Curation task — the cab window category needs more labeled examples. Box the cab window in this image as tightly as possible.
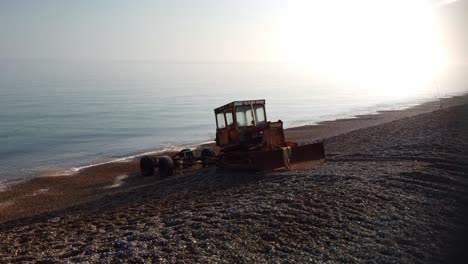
[254,105,266,123]
[216,112,226,129]
[236,106,254,127]
[225,111,234,126]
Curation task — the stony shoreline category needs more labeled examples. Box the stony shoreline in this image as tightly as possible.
[0,96,467,262]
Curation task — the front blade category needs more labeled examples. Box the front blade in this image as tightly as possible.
[290,142,325,164]
[251,148,288,171]
[219,141,325,172]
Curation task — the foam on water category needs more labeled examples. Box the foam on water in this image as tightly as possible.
[36,141,216,179]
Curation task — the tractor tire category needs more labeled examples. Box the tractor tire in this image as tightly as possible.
[140,156,155,176]
[180,148,195,158]
[158,156,174,177]
[180,149,195,168]
[201,148,216,167]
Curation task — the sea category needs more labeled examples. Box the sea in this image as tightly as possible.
[0,60,466,188]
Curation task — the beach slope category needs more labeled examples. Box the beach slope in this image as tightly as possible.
[0,102,467,263]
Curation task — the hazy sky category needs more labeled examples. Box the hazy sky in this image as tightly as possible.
[0,0,284,61]
[0,0,466,64]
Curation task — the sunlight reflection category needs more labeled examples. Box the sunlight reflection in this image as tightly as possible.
[278,0,446,98]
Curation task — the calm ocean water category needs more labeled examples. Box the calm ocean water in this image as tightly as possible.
[0,61,466,187]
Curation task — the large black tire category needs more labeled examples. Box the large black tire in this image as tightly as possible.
[201,148,216,167]
[179,149,194,168]
[158,156,174,177]
[140,156,155,176]
[179,148,194,158]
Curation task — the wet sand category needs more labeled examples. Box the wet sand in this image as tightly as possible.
[0,95,467,262]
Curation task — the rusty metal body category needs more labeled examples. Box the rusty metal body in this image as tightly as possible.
[214,99,325,171]
[139,99,324,177]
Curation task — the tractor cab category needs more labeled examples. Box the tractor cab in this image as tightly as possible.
[214,100,286,150]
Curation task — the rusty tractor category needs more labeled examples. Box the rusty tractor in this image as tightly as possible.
[140,99,325,177]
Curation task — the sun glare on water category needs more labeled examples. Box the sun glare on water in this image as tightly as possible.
[278,0,445,98]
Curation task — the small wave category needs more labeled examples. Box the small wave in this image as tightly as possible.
[128,141,215,159]
[0,177,30,192]
[38,167,81,177]
[38,141,216,177]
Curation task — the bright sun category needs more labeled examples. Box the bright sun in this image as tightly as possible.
[277,0,445,97]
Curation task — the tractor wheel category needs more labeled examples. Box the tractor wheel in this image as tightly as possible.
[180,148,194,158]
[180,149,194,168]
[201,148,216,167]
[158,156,174,177]
[140,156,155,176]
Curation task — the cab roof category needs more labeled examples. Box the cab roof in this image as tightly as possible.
[214,99,265,113]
